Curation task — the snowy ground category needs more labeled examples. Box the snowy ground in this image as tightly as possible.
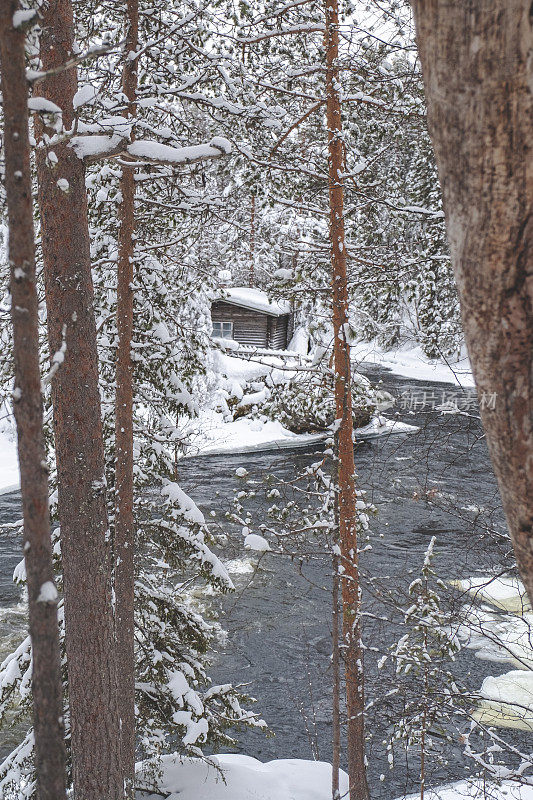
[352,342,475,388]
[136,755,533,800]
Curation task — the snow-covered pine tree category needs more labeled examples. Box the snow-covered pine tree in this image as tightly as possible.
[388,537,461,800]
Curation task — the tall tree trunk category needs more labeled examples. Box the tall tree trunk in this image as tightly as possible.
[0,5,67,799]
[410,1,533,604]
[332,498,341,800]
[250,192,256,286]
[115,0,139,794]
[324,1,369,798]
[34,1,123,796]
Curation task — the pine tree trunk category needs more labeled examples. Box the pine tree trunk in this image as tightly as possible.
[250,193,256,286]
[0,5,67,798]
[115,0,139,793]
[34,1,123,796]
[410,1,533,604]
[324,2,369,798]
[332,498,341,800]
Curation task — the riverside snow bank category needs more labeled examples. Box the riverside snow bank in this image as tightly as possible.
[352,342,475,388]
[136,754,348,800]
[136,757,533,800]
[183,409,418,457]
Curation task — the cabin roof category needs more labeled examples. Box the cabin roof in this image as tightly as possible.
[215,287,291,317]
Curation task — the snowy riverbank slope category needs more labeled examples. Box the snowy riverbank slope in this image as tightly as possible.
[183,348,418,457]
[352,342,475,387]
[136,754,533,800]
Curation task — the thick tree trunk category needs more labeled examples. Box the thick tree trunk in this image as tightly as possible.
[325,2,369,798]
[115,0,139,794]
[250,193,256,286]
[0,5,67,799]
[410,1,533,604]
[34,1,123,796]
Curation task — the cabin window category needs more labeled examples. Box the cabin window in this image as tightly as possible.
[212,321,233,339]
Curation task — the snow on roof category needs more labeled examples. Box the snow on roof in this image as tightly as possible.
[217,287,291,317]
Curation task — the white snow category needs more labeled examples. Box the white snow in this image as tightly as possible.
[244,534,270,552]
[0,420,20,495]
[136,754,349,800]
[352,342,475,387]
[186,408,417,458]
[477,670,533,731]
[187,410,326,456]
[273,268,293,281]
[73,84,99,109]
[185,350,418,457]
[36,581,58,604]
[27,97,62,115]
[137,758,533,800]
[287,326,309,355]
[402,781,533,800]
[209,136,232,154]
[218,287,291,317]
[354,415,419,439]
[152,321,171,344]
[13,9,37,27]
[453,575,530,613]
[454,574,533,730]
[127,138,231,164]
[69,134,125,160]
[161,482,205,525]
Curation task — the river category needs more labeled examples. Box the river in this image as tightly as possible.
[0,368,526,796]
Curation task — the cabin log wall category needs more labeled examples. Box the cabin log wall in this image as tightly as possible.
[211,301,292,349]
[212,301,268,347]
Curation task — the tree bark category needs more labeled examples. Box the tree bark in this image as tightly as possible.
[0,4,67,798]
[115,0,138,794]
[332,498,341,800]
[34,1,123,796]
[410,1,533,604]
[250,193,256,286]
[324,1,369,798]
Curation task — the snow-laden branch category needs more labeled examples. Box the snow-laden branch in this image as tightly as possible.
[27,43,119,85]
[68,135,232,166]
[236,24,325,44]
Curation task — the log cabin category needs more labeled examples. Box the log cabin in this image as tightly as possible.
[211,287,294,350]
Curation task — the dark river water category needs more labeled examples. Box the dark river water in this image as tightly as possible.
[0,368,526,796]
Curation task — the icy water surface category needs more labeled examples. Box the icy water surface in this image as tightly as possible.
[0,369,526,795]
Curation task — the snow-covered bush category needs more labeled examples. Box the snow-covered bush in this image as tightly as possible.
[262,371,377,433]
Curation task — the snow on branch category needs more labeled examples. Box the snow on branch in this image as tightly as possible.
[236,24,325,44]
[242,0,316,28]
[69,135,232,166]
[126,137,232,165]
[27,43,119,85]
